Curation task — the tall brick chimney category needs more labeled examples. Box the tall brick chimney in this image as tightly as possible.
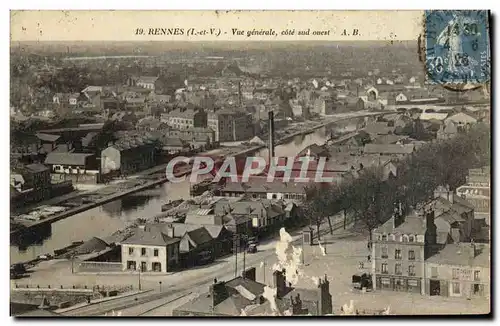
[317,275,332,315]
[268,110,275,165]
[273,269,286,299]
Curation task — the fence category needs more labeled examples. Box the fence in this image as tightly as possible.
[12,283,133,293]
[76,261,123,273]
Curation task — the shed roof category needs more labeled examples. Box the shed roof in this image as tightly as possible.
[44,152,94,166]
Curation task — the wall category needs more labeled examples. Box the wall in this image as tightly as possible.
[101,147,121,174]
[121,244,168,273]
[51,172,100,185]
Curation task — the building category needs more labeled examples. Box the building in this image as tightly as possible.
[169,127,217,148]
[101,137,156,176]
[313,97,337,116]
[161,107,208,130]
[425,185,476,243]
[218,176,308,202]
[437,121,459,140]
[35,133,62,153]
[456,166,490,240]
[371,205,430,295]
[213,199,291,237]
[120,227,180,273]
[10,163,52,204]
[445,113,478,130]
[208,110,255,142]
[150,223,233,259]
[173,269,333,316]
[363,144,414,157]
[425,243,490,299]
[44,152,98,176]
[128,76,162,91]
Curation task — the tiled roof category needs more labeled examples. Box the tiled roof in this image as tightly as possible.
[35,133,60,142]
[137,76,159,84]
[25,163,49,173]
[121,228,179,246]
[185,227,213,247]
[364,143,414,155]
[44,152,93,166]
[426,243,490,268]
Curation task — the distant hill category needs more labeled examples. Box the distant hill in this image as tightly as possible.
[10,40,416,56]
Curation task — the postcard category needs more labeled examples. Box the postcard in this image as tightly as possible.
[10,10,491,317]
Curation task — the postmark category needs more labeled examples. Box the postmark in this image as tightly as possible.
[424,10,490,90]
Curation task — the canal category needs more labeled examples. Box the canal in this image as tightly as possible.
[10,121,355,264]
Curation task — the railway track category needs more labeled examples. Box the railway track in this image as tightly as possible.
[136,292,193,316]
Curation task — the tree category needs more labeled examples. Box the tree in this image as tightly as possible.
[303,123,490,239]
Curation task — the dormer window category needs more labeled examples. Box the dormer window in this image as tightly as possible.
[382,234,388,241]
[402,235,409,242]
[390,234,396,241]
[409,235,415,242]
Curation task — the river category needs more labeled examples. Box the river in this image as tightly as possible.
[10,122,351,264]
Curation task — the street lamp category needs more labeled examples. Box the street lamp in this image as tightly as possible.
[159,281,162,292]
[136,265,142,291]
[70,254,75,274]
[242,235,247,278]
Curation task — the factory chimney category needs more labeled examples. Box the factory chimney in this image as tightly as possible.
[268,110,275,165]
[238,80,242,107]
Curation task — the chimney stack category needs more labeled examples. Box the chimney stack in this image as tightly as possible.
[242,267,256,281]
[166,224,174,238]
[238,81,242,107]
[273,269,286,299]
[469,241,479,259]
[393,202,405,229]
[317,275,333,315]
[291,293,304,315]
[268,110,275,165]
[209,280,229,307]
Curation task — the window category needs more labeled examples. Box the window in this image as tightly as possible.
[381,263,388,274]
[141,248,147,256]
[395,249,402,260]
[474,270,480,281]
[431,267,438,278]
[382,234,388,241]
[127,261,136,270]
[402,235,409,242]
[452,282,461,294]
[152,262,162,272]
[381,247,388,258]
[128,247,134,255]
[409,235,415,242]
[408,250,415,260]
[452,268,459,280]
[390,234,396,241]
[154,249,159,257]
[408,265,416,276]
[395,264,402,275]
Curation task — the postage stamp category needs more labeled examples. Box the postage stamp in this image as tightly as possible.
[424,10,490,88]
